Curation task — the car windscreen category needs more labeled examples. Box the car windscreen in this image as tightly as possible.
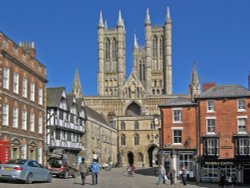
[6,159,27,165]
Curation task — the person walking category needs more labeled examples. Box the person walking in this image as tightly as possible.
[91,159,100,185]
[157,165,166,185]
[79,157,88,185]
[180,166,187,186]
[169,168,176,185]
[219,170,225,188]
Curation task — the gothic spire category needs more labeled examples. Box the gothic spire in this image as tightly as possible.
[166,6,171,21]
[145,8,151,24]
[134,33,138,48]
[117,10,124,27]
[189,63,200,99]
[99,11,104,27]
[104,20,108,29]
[71,68,83,98]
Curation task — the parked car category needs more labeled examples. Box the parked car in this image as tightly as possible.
[0,159,52,184]
[47,157,77,179]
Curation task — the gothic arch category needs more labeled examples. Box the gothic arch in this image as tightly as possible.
[125,102,141,116]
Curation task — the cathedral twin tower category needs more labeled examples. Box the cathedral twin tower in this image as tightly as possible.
[97,7,172,98]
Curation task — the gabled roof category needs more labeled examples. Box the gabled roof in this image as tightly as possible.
[159,97,197,107]
[76,98,85,111]
[85,106,109,126]
[47,87,65,108]
[66,93,75,109]
[198,84,250,99]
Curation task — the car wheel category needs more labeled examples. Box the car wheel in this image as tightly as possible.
[64,171,69,179]
[47,173,53,183]
[25,173,33,184]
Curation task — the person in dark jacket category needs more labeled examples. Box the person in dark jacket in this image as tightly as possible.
[79,157,88,185]
[219,170,225,188]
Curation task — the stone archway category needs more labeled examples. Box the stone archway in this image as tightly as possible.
[127,151,134,165]
[148,145,159,167]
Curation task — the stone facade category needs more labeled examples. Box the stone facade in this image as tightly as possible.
[83,7,184,167]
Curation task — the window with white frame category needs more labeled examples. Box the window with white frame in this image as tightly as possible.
[238,117,247,133]
[21,110,27,130]
[22,78,27,98]
[12,107,19,128]
[172,109,182,123]
[206,118,216,133]
[3,67,10,89]
[30,113,35,132]
[239,138,248,155]
[38,116,43,134]
[2,104,9,126]
[207,100,215,112]
[30,82,35,102]
[38,88,43,105]
[238,99,246,111]
[13,72,19,94]
[173,129,182,144]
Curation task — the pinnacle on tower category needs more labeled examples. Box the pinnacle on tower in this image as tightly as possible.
[117,10,124,27]
[134,33,138,48]
[99,11,104,27]
[145,8,151,24]
[191,63,199,85]
[166,6,171,21]
[104,20,108,29]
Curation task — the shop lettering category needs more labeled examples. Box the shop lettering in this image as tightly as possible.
[204,161,234,166]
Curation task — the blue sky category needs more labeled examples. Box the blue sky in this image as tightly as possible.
[1,0,250,96]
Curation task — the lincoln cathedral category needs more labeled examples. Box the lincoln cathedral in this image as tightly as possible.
[71,6,200,167]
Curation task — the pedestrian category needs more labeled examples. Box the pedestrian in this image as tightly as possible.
[169,168,176,185]
[78,157,88,185]
[180,166,187,186]
[219,170,225,188]
[157,165,166,185]
[130,164,135,176]
[225,172,232,188]
[91,159,100,185]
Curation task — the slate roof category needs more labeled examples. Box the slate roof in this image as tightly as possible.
[198,84,250,99]
[47,87,65,108]
[66,93,75,109]
[85,106,109,126]
[159,97,197,107]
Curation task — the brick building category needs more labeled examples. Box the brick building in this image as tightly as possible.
[159,84,250,185]
[0,32,47,164]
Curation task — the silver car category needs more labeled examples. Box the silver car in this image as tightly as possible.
[0,159,52,184]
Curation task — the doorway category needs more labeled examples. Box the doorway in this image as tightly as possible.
[127,152,134,165]
[148,145,158,167]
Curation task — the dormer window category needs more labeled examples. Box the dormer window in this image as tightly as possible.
[207,100,215,112]
[238,99,246,112]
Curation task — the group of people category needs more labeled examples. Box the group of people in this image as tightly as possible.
[78,157,100,185]
[157,165,187,186]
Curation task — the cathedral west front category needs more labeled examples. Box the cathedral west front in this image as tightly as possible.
[72,6,197,167]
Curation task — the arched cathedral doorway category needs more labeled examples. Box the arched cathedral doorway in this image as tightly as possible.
[148,145,159,167]
[127,151,134,165]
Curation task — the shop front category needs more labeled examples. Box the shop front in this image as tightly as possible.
[160,149,196,180]
[199,158,246,184]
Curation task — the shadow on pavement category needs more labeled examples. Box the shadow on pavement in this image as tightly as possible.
[135,167,157,177]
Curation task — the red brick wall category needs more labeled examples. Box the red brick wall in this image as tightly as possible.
[161,105,197,149]
[199,98,250,158]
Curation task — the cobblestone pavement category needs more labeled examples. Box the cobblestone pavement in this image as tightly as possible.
[0,167,248,188]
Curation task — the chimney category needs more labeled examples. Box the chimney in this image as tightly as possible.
[19,42,36,58]
[203,82,216,92]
